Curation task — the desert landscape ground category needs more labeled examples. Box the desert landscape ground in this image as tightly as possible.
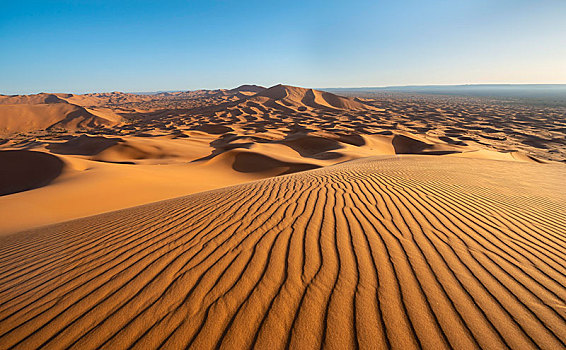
[0,84,565,349]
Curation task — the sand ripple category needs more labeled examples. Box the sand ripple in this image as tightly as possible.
[0,156,565,349]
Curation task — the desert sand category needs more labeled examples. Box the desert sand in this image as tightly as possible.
[0,85,565,349]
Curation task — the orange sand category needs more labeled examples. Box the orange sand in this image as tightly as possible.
[0,85,564,349]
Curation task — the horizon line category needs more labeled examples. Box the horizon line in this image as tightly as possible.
[3,83,566,96]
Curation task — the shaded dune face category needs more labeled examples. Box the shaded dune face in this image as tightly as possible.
[391,134,460,155]
[231,151,320,175]
[280,134,343,158]
[0,157,564,349]
[47,135,122,155]
[0,150,64,196]
[251,84,373,111]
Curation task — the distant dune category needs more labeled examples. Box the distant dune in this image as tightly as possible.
[325,84,566,106]
[229,84,266,93]
[0,93,121,134]
[251,84,375,111]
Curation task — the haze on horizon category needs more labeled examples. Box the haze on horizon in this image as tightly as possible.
[2,0,565,95]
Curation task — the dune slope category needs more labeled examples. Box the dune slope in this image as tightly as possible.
[0,156,564,349]
[250,84,375,111]
[0,150,64,196]
[0,93,122,134]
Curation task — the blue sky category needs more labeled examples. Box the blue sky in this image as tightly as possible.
[1,0,565,94]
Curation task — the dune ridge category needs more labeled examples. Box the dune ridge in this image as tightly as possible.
[0,94,120,134]
[0,156,564,349]
[250,84,375,111]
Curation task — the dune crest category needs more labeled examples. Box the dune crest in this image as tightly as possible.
[251,84,376,111]
[0,94,121,134]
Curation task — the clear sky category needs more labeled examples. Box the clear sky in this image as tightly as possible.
[2,0,565,94]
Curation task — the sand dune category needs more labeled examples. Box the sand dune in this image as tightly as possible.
[212,149,321,175]
[0,150,64,196]
[60,92,153,108]
[0,84,552,235]
[47,135,122,156]
[0,127,541,235]
[0,93,69,105]
[0,156,564,349]
[0,111,541,235]
[228,84,266,95]
[0,94,120,134]
[251,84,375,111]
